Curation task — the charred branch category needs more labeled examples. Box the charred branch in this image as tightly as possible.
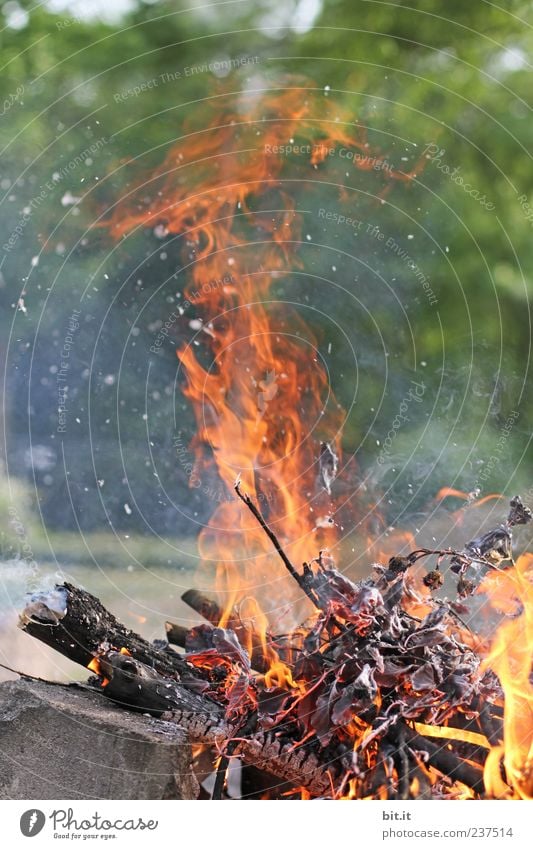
[397,724,485,795]
[165,621,189,648]
[180,588,274,674]
[19,592,334,794]
[181,590,223,626]
[19,583,193,681]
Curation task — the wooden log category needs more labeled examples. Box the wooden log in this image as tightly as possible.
[395,724,485,795]
[180,589,272,674]
[19,586,334,795]
[165,621,189,648]
[181,589,222,626]
[19,583,194,680]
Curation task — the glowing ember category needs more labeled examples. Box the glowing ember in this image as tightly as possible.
[87,647,131,687]
[87,656,110,688]
[412,722,490,750]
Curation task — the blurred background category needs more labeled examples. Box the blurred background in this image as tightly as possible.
[0,0,532,677]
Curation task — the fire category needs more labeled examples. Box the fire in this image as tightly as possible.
[412,722,490,750]
[263,658,298,690]
[100,84,532,800]
[480,552,533,799]
[103,86,419,631]
[87,656,100,675]
[87,656,110,687]
[87,647,130,688]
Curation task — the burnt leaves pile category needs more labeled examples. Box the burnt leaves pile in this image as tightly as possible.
[181,496,531,797]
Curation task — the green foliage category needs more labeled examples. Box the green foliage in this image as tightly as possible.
[1,0,531,535]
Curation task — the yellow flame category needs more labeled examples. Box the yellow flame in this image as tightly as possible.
[264,659,298,690]
[480,552,533,799]
[412,721,490,749]
[87,656,109,688]
[87,657,100,674]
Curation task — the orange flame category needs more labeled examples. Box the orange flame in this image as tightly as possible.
[102,86,418,634]
[96,84,533,801]
[87,647,130,688]
[480,553,533,798]
[87,656,110,688]
[263,658,298,690]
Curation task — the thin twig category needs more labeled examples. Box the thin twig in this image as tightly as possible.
[211,749,234,800]
[234,480,318,607]
[408,547,507,572]
[396,725,411,800]
[0,661,102,697]
[0,660,56,683]
[212,711,258,799]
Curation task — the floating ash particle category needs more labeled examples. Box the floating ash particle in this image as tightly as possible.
[319,442,338,495]
[61,191,80,207]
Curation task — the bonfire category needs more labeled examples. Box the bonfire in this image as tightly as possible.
[19,488,533,799]
[18,87,533,800]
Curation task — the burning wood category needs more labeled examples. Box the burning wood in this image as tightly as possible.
[18,91,531,799]
[19,492,532,800]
